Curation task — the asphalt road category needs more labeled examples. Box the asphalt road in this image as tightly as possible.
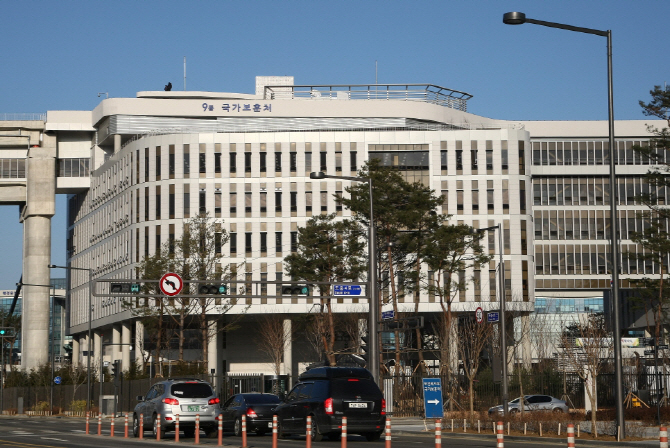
[0,416,656,448]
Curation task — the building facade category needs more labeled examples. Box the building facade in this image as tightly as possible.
[1,77,665,375]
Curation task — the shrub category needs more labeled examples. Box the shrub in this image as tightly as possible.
[34,401,49,412]
[70,400,86,412]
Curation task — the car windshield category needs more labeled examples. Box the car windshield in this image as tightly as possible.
[171,382,213,398]
[509,398,521,404]
[330,378,382,398]
[244,394,281,404]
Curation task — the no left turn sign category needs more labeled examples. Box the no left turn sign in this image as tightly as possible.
[160,272,183,296]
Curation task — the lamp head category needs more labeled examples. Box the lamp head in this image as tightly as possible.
[309,172,326,179]
[503,12,526,25]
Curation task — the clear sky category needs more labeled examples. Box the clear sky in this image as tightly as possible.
[1,0,668,289]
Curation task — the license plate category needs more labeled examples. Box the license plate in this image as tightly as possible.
[349,402,367,408]
[268,422,273,428]
[188,405,201,412]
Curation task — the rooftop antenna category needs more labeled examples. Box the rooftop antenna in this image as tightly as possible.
[97,92,108,98]
[184,56,186,91]
[375,60,378,99]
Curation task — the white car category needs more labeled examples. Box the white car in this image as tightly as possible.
[488,395,569,415]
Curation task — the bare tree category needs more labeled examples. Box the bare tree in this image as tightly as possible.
[64,362,88,406]
[457,317,494,422]
[559,314,612,437]
[257,314,292,376]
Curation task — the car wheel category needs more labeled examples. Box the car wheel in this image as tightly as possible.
[152,414,165,438]
[364,432,381,442]
[184,429,195,438]
[132,414,140,437]
[552,408,564,413]
[234,418,242,437]
[510,409,519,415]
[310,418,323,442]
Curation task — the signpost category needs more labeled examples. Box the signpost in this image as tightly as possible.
[333,284,364,296]
[422,378,444,419]
[159,273,183,296]
[475,307,483,324]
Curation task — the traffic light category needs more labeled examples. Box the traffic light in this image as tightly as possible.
[281,284,310,295]
[110,283,141,294]
[111,360,119,377]
[360,335,370,364]
[198,284,228,295]
[0,328,14,338]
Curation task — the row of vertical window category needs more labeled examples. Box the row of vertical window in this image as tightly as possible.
[58,158,90,177]
[439,140,526,175]
[531,140,665,166]
[0,158,25,178]
[535,243,670,276]
[533,177,668,207]
[441,180,526,215]
[534,209,670,241]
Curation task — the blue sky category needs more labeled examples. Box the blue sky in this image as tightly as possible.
[1,0,669,289]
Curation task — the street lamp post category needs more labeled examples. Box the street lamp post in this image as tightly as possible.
[478,225,508,414]
[503,11,625,437]
[49,264,94,412]
[310,171,380,385]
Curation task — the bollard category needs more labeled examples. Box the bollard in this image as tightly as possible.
[241,414,247,448]
[558,423,561,436]
[435,419,442,448]
[272,415,278,448]
[98,413,102,435]
[661,426,668,448]
[175,414,180,443]
[577,424,580,438]
[464,418,466,433]
[111,416,115,437]
[567,423,575,448]
[125,413,129,438]
[306,415,312,448]
[385,416,391,448]
[218,414,222,446]
[539,422,543,437]
[507,422,510,436]
[156,413,162,441]
[195,414,200,444]
[86,412,90,435]
[140,413,144,440]
[497,421,504,448]
[341,416,347,448]
[477,420,480,434]
[451,418,454,432]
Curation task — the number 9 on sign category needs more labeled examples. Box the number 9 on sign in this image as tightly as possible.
[475,307,483,324]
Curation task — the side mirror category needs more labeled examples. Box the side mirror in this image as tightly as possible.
[136,395,144,402]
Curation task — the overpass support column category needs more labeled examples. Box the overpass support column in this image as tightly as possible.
[122,322,131,372]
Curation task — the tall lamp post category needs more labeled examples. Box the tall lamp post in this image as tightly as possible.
[49,264,94,412]
[310,172,380,385]
[502,11,624,437]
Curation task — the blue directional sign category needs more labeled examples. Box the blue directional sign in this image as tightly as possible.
[333,284,363,296]
[382,310,395,320]
[54,376,62,385]
[487,312,500,323]
[422,378,444,419]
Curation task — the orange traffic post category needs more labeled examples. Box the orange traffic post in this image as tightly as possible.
[241,414,247,447]
[110,416,115,437]
[567,423,574,448]
[435,419,441,448]
[497,421,504,448]
[85,412,90,435]
[97,413,102,435]
[385,416,391,448]
[156,413,162,441]
[175,413,180,442]
[124,413,129,438]
[195,414,200,444]
[341,416,347,448]
[139,413,144,440]
[272,415,278,448]
[306,415,312,448]
[661,426,668,448]
[217,414,223,446]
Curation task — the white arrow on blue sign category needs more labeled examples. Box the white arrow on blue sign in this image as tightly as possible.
[333,284,364,296]
[422,378,444,419]
[54,376,62,385]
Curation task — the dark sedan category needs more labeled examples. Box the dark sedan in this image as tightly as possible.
[220,393,281,436]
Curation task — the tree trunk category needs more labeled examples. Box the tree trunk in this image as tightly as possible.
[469,377,475,423]
[179,305,185,361]
[200,298,208,366]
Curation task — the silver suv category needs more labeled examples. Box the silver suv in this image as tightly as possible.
[133,378,220,438]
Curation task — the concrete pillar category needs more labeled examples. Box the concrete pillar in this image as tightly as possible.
[283,318,292,378]
[94,330,102,381]
[112,325,121,361]
[114,134,121,153]
[20,145,56,371]
[72,337,80,366]
[207,319,218,388]
[135,321,144,371]
[122,321,131,372]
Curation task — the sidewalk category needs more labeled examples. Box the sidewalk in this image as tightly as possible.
[388,416,661,447]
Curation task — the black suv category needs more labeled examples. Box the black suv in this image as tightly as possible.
[274,367,385,441]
